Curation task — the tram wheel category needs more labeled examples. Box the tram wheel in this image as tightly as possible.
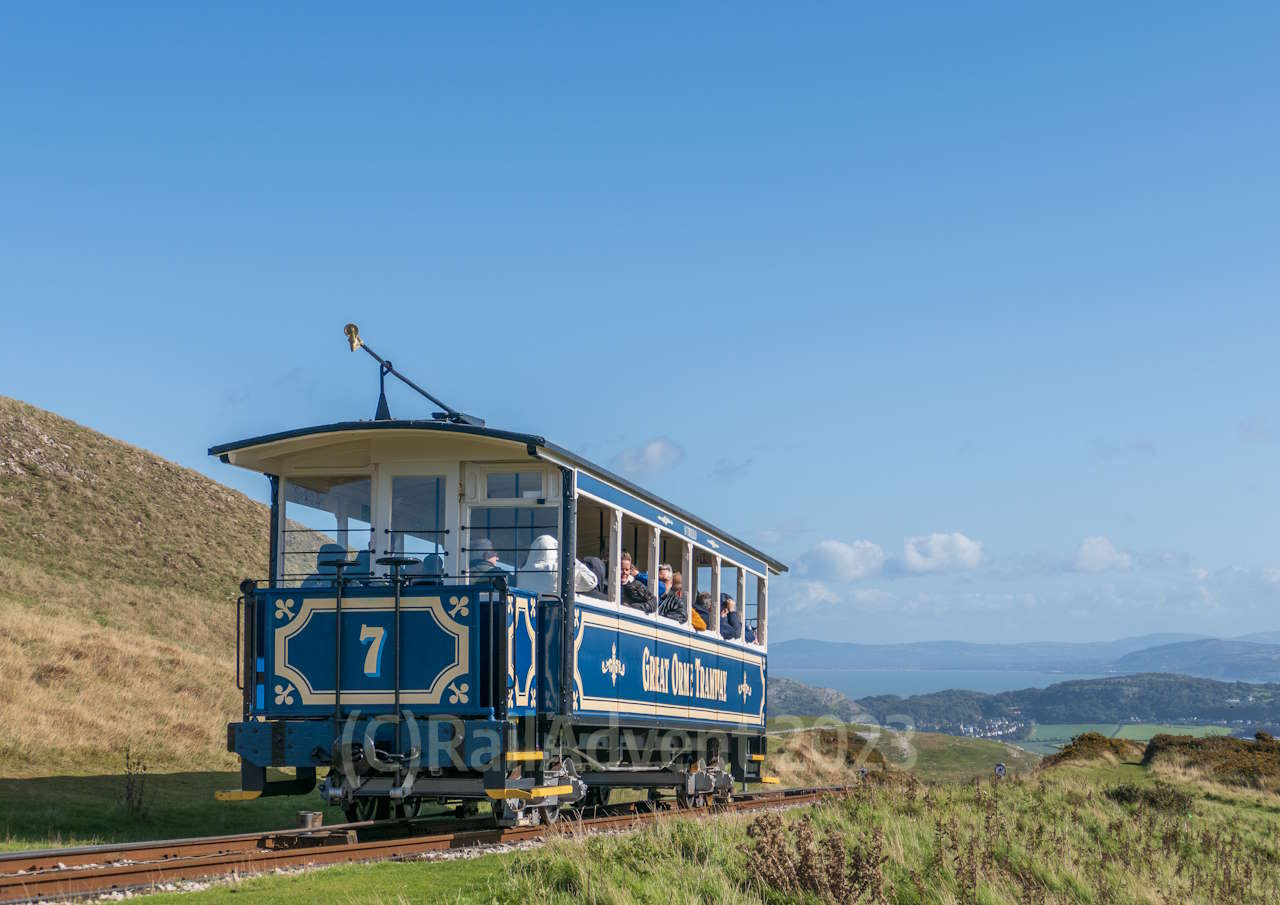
[391,797,423,820]
[583,786,611,809]
[344,796,385,823]
[676,788,708,810]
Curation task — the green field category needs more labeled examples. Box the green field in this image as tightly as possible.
[0,772,351,852]
[129,757,1280,905]
[1018,722,1232,756]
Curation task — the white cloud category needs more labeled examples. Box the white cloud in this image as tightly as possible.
[798,539,887,581]
[901,532,985,573]
[780,579,842,611]
[611,437,685,475]
[1073,536,1132,572]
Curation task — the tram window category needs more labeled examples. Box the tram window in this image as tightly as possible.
[390,476,446,579]
[620,515,651,577]
[658,533,689,623]
[575,497,611,599]
[719,564,741,640]
[282,475,373,586]
[743,574,762,646]
[692,549,716,632]
[486,470,544,500]
[467,505,559,595]
[658,533,682,574]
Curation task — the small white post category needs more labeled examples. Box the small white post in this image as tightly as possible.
[681,541,693,627]
[710,556,722,635]
[608,509,623,603]
[758,573,768,647]
[648,528,661,598]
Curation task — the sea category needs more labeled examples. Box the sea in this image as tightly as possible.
[772,667,1100,701]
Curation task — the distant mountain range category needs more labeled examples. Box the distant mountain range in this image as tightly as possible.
[768,672,1280,734]
[769,633,1280,683]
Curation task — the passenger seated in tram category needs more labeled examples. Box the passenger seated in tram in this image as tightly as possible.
[744,619,757,644]
[719,593,742,640]
[302,543,347,587]
[407,552,445,585]
[469,538,513,580]
[574,557,599,594]
[692,592,713,631]
[658,569,685,621]
[620,549,657,614]
[350,549,373,584]
[519,534,559,597]
[580,557,609,600]
[635,563,669,599]
[657,563,672,597]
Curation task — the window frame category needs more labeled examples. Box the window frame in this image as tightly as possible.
[276,466,377,585]
[466,463,559,507]
[377,460,461,579]
[462,463,563,589]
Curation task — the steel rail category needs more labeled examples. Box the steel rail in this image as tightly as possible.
[0,787,844,903]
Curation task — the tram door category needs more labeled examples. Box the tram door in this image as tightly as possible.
[462,465,561,713]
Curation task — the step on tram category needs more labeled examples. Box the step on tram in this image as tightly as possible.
[213,324,787,825]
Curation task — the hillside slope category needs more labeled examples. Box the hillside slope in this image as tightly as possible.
[0,396,267,774]
[1113,638,1280,682]
[857,672,1280,733]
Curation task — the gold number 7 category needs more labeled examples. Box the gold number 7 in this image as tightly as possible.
[358,624,387,677]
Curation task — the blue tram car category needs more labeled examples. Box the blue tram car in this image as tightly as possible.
[213,328,786,825]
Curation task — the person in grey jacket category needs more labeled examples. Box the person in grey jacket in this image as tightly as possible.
[719,593,742,640]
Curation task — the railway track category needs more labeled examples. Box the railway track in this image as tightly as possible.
[0,786,844,903]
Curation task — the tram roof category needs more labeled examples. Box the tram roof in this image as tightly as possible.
[210,419,788,575]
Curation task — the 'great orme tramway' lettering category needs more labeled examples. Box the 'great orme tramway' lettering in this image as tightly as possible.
[641,646,728,703]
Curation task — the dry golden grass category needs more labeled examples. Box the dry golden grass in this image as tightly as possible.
[768,726,887,788]
[0,396,265,775]
[0,569,240,775]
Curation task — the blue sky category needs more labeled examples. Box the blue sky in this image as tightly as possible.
[3,3,1279,643]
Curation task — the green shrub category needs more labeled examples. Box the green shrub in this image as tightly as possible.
[1104,781,1193,813]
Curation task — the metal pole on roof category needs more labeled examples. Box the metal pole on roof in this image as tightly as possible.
[344,323,484,427]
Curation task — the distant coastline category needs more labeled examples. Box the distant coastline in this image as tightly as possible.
[772,666,1100,700]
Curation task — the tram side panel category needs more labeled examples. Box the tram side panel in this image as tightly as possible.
[572,600,767,734]
[615,606,657,721]
[653,616,691,722]
[571,601,620,720]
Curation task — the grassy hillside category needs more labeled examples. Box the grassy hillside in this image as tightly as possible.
[768,675,867,723]
[767,720,1039,786]
[137,740,1280,904]
[1022,722,1232,756]
[0,396,267,774]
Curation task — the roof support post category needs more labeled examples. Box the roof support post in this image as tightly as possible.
[681,541,693,628]
[608,509,623,604]
[758,573,768,647]
[559,466,576,716]
[711,556,721,636]
[648,527,661,598]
